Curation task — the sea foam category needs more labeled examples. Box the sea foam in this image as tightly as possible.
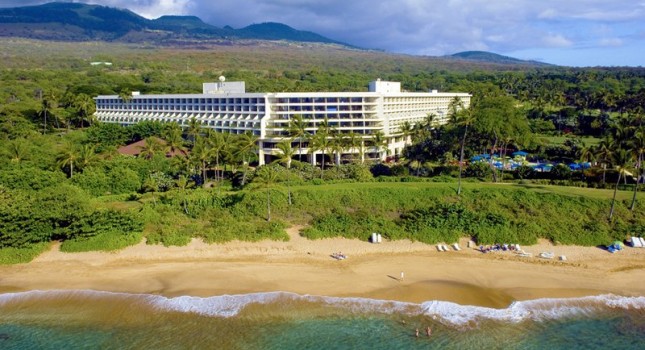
[1,290,643,326]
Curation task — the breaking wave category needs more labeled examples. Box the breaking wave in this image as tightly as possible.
[1,290,643,326]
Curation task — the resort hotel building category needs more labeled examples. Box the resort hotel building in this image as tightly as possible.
[94,79,470,165]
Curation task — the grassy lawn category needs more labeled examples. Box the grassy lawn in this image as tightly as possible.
[509,183,634,200]
[539,135,601,146]
[292,180,636,201]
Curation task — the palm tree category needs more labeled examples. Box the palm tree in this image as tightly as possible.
[629,127,645,211]
[275,139,295,169]
[78,144,98,171]
[186,117,202,144]
[254,165,279,221]
[208,130,235,193]
[73,93,96,128]
[310,126,332,175]
[399,121,413,144]
[331,132,346,166]
[608,148,633,221]
[423,113,436,130]
[595,137,614,185]
[5,139,29,163]
[142,175,160,206]
[288,114,309,162]
[577,144,597,181]
[274,139,295,206]
[191,136,212,189]
[450,98,475,195]
[39,90,57,135]
[138,137,164,160]
[345,131,362,164]
[370,130,388,161]
[163,122,187,156]
[236,132,259,186]
[56,141,79,178]
[175,175,191,214]
[118,90,133,105]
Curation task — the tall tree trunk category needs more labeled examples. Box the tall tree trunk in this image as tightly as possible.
[241,156,248,186]
[489,136,499,182]
[602,163,607,185]
[609,173,622,221]
[457,126,468,196]
[630,154,642,211]
[266,189,271,222]
[216,156,221,195]
[320,150,326,179]
[202,160,207,189]
[500,141,508,183]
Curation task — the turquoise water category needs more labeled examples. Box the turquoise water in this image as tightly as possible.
[0,291,643,349]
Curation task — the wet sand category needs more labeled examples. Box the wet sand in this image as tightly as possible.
[1,226,644,307]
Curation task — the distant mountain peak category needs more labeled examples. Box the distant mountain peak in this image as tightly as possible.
[236,22,345,45]
[449,51,553,66]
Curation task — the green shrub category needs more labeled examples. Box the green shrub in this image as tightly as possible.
[514,165,535,180]
[0,166,67,191]
[60,231,143,252]
[146,226,193,247]
[464,162,492,178]
[0,242,50,264]
[72,167,110,196]
[198,209,288,243]
[108,167,141,194]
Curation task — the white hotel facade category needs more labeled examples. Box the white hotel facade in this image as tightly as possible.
[94,79,470,165]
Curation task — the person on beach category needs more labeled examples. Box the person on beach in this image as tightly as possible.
[400,271,404,281]
[426,326,432,337]
[415,328,419,337]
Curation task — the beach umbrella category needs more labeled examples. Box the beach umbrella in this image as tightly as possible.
[512,151,528,157]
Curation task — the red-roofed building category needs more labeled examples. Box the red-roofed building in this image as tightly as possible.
[117,137,188,158]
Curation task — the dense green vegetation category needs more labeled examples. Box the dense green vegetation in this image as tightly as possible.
[1,40,644,264]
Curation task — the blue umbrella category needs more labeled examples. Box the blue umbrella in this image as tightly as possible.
[513,151,528,157]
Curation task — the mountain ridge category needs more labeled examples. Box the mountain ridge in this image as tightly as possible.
[449,51,552,66]
[0,2,549,66]
[0,2,347,46]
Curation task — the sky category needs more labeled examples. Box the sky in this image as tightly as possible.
[1,0,644,67]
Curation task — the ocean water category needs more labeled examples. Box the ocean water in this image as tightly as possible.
[0,290,643,350]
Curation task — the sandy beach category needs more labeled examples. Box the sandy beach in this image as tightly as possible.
[1,226,644,308]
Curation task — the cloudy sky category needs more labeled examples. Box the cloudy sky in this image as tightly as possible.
[2,0,644,67]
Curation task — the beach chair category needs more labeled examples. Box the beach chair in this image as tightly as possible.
[639,237,645,248]
[539,252,554,259]
[436,245,444,252]
[442,244,450,252]
[630,237,642,248]
[452,243,461,251]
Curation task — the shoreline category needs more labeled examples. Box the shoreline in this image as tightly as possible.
[1,227,644,308]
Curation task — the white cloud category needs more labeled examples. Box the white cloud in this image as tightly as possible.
[598,38,623,47]
[542,33,573,47]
